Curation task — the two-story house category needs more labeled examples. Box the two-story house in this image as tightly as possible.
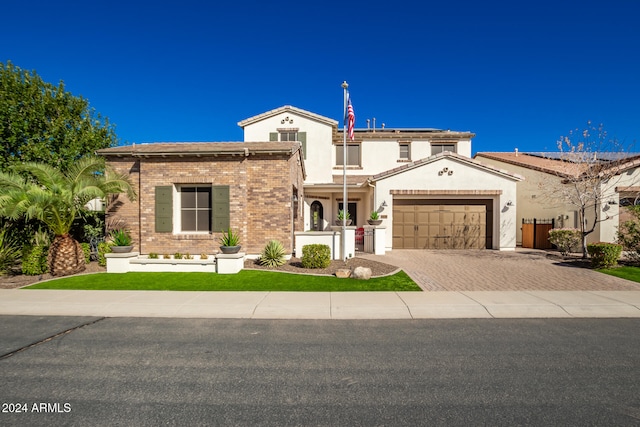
[100,104,523,256]
[239,106,522,251]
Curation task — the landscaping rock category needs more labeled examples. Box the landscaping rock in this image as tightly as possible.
[352,266,372,280]
[335,269,352,278]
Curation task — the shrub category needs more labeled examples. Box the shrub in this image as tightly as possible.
[548,228,582,256]
[200,253,208,260]
[97,242,112,267]
[174,253,183,259]
[301,244,331,269]
[184,253,193,259]
[21,244,48,275]
[617,206,640,260]
[587,242,622,269]
[149,252,159,259]
[79,242,91,264]
[0,229,22,275]
[259,240,287,268]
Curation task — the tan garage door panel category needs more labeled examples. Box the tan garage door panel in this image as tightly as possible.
[393,203,487,249]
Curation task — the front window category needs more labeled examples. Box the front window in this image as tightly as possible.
[431,144,456,155]
[180,187,211,232]
[336,144,361,166]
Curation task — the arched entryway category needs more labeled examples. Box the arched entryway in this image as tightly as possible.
[310,201,324,231]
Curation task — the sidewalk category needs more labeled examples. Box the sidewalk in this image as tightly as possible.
[1,289,639,319]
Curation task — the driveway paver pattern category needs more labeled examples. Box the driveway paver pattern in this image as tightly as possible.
[360,249,640,292]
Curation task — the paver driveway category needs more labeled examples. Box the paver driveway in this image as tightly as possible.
[361,249,640,292]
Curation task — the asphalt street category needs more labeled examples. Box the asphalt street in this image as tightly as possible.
[1,316,639,426]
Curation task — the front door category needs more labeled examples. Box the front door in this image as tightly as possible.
[310,201,324,231]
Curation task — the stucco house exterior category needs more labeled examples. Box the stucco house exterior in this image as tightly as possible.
[475,151,640,247]
[239,106,523,252]
[97,142,305,255]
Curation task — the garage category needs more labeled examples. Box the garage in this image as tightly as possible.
[393,199,492,249]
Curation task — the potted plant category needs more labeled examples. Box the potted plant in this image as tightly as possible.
[110,229,133,253]
[219,228,241,254]
[335,209,352,226]
[368,211,382,226]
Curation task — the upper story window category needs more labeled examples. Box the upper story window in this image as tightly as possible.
[270,129,307,159]
[431,143,456,155]
[336,144,361,167]
[279,131,298,141]
[399,143,411,161]
[179,186,211,233]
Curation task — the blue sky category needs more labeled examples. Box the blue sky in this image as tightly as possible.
[3,0,639,154]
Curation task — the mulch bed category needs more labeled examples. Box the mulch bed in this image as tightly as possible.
[0,261,106,289]
[244,257,399,277]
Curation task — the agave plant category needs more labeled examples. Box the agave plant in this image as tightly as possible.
[219,228,240,247]
[259,240,286,268]
[0,156,136,276]
[110,229,132,246]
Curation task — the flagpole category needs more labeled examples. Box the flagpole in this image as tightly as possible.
[341,81,348,262]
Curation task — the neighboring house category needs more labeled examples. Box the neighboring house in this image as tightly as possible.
[97,142,305,255]
[475,151,640,247]
[239,106,522,251]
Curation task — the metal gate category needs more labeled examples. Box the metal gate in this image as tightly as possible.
[355,227,374,253]
[522,218,555,249]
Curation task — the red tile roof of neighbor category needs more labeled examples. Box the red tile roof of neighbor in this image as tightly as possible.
[96,141,302,157]
[476,152,640,179]
[476,152,592,178]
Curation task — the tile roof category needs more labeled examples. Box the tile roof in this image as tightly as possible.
[332,175,370,185]
[96,141,302,157]
[475,152,640,178]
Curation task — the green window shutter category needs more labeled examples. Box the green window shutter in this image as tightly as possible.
[212,185,230,232]
[298,132,307,159]
[155,186,173,233]
[269,132,278,142]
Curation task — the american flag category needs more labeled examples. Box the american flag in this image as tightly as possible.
[345,95,355,140]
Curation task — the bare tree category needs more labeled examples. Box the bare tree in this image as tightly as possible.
[543,122,639,257]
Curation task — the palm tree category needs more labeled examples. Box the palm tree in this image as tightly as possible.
[0,156,136,276]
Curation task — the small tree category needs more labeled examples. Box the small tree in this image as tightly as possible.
[0,156,136,276]
[541,122,638,258]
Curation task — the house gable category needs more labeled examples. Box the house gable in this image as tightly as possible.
[371,152,523,184]
[238,105,338,128]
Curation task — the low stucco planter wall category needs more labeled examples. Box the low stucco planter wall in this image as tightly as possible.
[129,256,216,273]
[105,253,243,274]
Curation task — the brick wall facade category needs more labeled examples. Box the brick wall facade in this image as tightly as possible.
[104,150,305,256]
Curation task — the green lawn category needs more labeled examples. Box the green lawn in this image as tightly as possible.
[26,270,421,292]
[598,266,640,283]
